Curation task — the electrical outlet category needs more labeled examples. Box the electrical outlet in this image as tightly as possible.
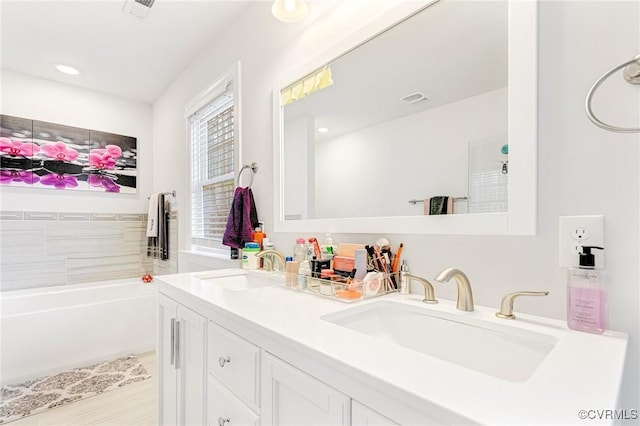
[559,215,604,268]
[571,227,589,240]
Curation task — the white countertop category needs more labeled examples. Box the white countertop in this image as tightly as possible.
[156,269,629,426]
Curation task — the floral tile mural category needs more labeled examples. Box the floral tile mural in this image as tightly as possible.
[0,115,137,194]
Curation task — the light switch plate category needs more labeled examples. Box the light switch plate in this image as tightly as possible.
[558,215,604,268]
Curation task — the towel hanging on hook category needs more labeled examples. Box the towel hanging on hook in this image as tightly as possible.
[585,54,640,133]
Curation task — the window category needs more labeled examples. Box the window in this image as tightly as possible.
[187,65,240,251]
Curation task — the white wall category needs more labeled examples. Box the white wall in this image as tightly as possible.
[152,1,639,409]
[0,70,153,213]
[315,88,506,218]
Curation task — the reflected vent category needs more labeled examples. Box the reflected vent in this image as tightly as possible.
[401,92,429,104]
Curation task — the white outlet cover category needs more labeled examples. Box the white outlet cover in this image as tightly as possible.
[559,215,604,268]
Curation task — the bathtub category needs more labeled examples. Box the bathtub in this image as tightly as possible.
[0,278,156,385]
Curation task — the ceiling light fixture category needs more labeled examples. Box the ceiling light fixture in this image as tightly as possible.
[55,64,80,75]
[317,127,329,133]
[271,0,309,23]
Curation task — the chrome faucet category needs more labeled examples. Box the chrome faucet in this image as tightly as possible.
[256,249,286,272]
[434,268,474,312]
[495,291,549,320]
[399,272,438,304]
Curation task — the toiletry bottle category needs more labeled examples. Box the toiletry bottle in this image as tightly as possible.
[567,246,606,334]
[293,238,307,262]
[399,260,409,294]
[321,235,338,259]
[297,260,310,290]
[262,238,276,269]
[242,242,260,270]
[252,223,266,248]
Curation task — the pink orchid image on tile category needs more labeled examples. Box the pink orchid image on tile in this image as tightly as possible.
[0,170,40,185]
[88,150,117,170]
[0,137,40,157]
[40,173,78,190]
[41,141,79,161]
[88,174,120,193]
[105,144,122,158]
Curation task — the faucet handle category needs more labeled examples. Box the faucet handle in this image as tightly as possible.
[495,291,549,320]
[401,272,438,304]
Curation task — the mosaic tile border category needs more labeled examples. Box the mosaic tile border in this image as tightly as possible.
[0,211,182,222]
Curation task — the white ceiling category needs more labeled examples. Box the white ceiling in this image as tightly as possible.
[0,0,253,103]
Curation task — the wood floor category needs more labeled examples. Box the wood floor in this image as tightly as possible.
[9,352,157,426]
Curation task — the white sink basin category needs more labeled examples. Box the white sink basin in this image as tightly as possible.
[194,271,280,291]
[322,300,557,382]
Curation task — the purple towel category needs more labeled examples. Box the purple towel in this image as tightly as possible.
[223,187,259,249]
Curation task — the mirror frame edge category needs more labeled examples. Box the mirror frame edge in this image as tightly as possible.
[272,0,538,236]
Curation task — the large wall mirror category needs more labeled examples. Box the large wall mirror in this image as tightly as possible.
[273,0,537,235]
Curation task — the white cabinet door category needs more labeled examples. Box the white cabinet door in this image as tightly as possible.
[159,294,179,426]
[158,293,207,426]
[261,352,350,426]
[352,400,399,426]
[178,304,207,426]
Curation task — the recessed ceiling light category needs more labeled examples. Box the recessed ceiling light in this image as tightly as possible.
[12,132,26,138]
[272,0,309,23]
[317,127,329,133]
[55,64,80,75]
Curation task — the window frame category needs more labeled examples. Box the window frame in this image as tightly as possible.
[185,62,242,255]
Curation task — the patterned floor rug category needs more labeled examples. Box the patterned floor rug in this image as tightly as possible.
[0,354,151,424]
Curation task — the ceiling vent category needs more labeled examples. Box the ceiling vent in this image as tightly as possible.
[123,0,155,19]
[401,92,429,104]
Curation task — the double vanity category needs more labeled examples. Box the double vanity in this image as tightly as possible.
[156,269,628,425]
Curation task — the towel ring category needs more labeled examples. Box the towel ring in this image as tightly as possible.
[237,162,258,188]
[585,54,640,133]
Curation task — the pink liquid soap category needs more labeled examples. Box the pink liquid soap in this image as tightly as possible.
[567,286,607,334]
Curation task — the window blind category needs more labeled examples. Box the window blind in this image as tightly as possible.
[190,84,235,249]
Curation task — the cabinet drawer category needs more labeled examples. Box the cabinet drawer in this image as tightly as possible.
[208,321,261,410]
[208,377,259,426]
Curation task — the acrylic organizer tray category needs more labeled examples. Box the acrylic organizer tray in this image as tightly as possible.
[281,272,399,303]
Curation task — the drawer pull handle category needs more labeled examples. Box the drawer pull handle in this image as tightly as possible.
[218,416,230,426]
[218,356,231,367]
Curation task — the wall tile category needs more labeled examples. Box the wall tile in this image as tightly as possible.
[0,210,178,291]
[59,212,91,221]
[24,212,58,221]
[89,213,118,221]
[0,212,23,220]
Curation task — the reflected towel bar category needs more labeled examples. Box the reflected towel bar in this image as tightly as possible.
[409,197,467,205]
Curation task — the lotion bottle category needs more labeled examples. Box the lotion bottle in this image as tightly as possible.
[567,246,606,334]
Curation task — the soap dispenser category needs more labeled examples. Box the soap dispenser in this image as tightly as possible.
[567,246,606,334]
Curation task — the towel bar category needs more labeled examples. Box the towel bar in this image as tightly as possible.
[585,54,640,133]
[237,162,258,188]
[147,190,175,200]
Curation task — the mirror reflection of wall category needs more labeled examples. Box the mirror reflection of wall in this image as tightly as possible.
[281,0,508,220]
